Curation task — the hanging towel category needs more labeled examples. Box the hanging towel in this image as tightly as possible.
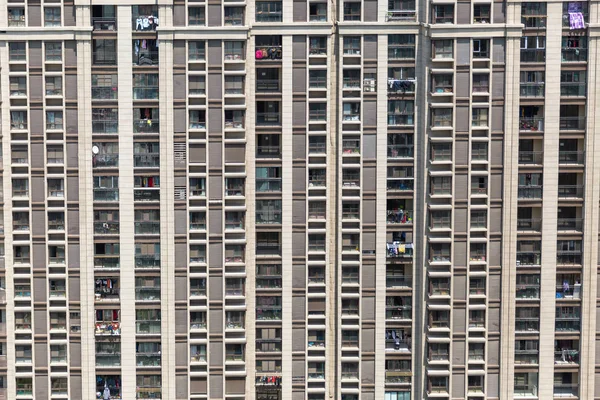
[569,12,585,29]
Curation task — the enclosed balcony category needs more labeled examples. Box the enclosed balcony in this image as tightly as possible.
[256,101,281,125]
[255,35,282,60]
[553,373,579,398]
[515,307,540,332]
[387,199,413,225]
[135,277,161,301]
[385,296,412,320]
[256,200,281,225]
[558,173,583,199]
[555,340,579,365]
[562,36,587,62]
[560,105,586,131]
[96,341,121,367]
[561,70,586,97]
[135,309,161,334]
[558,138,584,164]
[92,5,116,30]
[520,71,545,97]
[388,100,414,126]
[94,278,119,301]
[136,342,161,367]
[93,39,117,65]
[521,3,546,27]
[520,36,545,63]
[133,108,159,133]
[135,210,160,235]
[134,143,160,168]
[256,296,282,320]
[95,309,121,335]
[257,134,280,158]
[556,274,582,299]
[515,340,539,365]
[133,39,158,66]
[225,177,245,197]
[92,74,118,100]
[388,133,414,159]
[135,176,160,202]
[93,143,119,168]
[132,6,158,30]
[135,243,160,269]
[516,241,541,266]
[517,207,542,232]
[92,108,118,134]
[518,173,542,199]
[557,240,582,265]
[557,207,582,231]
[519,106,544,132]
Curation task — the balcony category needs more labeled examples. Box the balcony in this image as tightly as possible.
[556,283,581,299]
[387,209,412,224]
[96,352,121,367]
[520,82,544,97]
[135,254,161,269]
[256,210,281,225]
[560,116,586,131]
[135,221,160,235]
[388,113,414,126]
[558,185,583,198]
[516,284,540,299]
[555,350,579,365]
[92,85,118,100]
[559,151,584,164]
[518,185,542,200]
[385,306,412,320]
[388,79,415,94]
[92,120,119,134]
[135,188,160,202]
[255,46,282,60]
[387,242,413,258]
[520,49,545,63]
[133,51,159,66]
[93,154,118,168]
[561,82,586,97]
[387,144,414,159]
[94,257,120,269]
[256,145,280,158]
[95,322,121,336]
[557,218,582,231]
[134,119,159,133]
[93,52,117,66]
[519,117,544,132]
[135,287,160,301]
[134,154,160,168]
[137,353,161,367]
[562,47,587,63]
[386,9,416,21]
[517,218,542,232]
[256,79,280,92]
[136,321,161,334]
[94,188,119,202]
[554,384,578,397]
[94,221,119,235]
[557,251,582,266]
[256,112,281,126]
[387,179,414,192]
[386,275,412,289]
[516,252,541,266]
[92,17,117,31]
[132,7,158,31]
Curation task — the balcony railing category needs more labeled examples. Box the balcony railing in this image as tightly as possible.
[92,120,119,134]
[520,49,545,63]
[136,321,161,334]
[553,384,578,397]
[516,284,540,299]
[135,287,161,301]
[255,46,282,60]
[559,151,584,164]
[387,145,414,158]
[561,82,586,97]
[562,48,587,62]
[518,151,543,164]
[95,289,119,301]
[560,116,586,130]
[137,353,161,367]
[516,252,541,266]
[514,384,538,397]
[387,210,412,224]
[386,10,416,21]
[95,322,121,335]
[94,221,119,235]
[93,52,117,65]
[257,146,280,158]
[387,242,413,258]
[256,112,281,125]
[134,120,159,133]
[94,257,120,269]
[96,354,121,367]
[94,188,119,202]
[557,251,582,265]
[93,154,118,168]
[135,221,160,235]
[555,350,579,364]
[558,185,583,198]
[385,339,411,352]
[92,17,117,31]
[135,255,161,269]
[387,179,414,191]
[134,154,160,168]
[388,114,414,126]
[557,218,582,231]
[256,210,281,224]
[92,87,118,100]
[556,284,581,299]
[517,218,542,231]
[256,79,280,92]
[134,51,159,65]
[520,83,545,97]
[517,186,542,199]
[519,117,544,132]
[134,189,160,202]
[386,275,412,288]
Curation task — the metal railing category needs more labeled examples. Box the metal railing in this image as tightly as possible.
[93,52,117,66]
[557,218,583,231]
[134,221,160,235]
[562,48,587,62]
[92,87,118,100]
[520,83,545,97]
[93,188,119,202]
[93,154,119,168]
[561,82,586,97]
[518,151,543,164]
[92,120,119,134]
[560,116,586,130]
[517,186,543,199]
[516,252,541,266]
[387,145,414,158]
[520,49,545,63]
[134,51,159,66]
[134,154,160,168]
[386,10,417,21]
[256,112,281,125]
[517,218,542,231]
[92,17,117,31]
[133,120,159,133]
[558,185,583,198]
[519,117,544,131]
[256,79,280,92]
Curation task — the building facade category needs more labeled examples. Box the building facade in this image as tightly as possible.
[0,0,598,399]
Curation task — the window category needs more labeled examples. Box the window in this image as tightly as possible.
[189,110,206,129]
[343,103,360,121]
[388,34,416,59]
[256,1,282,22]
[429,377,448,394]
[256,167,282,192]
[47,145,64,164]
[46,111,63,130]
[471,176,488,195]
[9,77,27,97]
[343,37,361,55]
[189,178,206,196]
[470,243,487,262]
[48,179,65,198]
[429,243,451,262]
[48,212,65,230]
[522,2,546,27]
[432,39,453,58]
[428,343,449,361]
[473,4,491,23]
[8,8,25,26]
[430,210,451,229]
[44,7,61,27]
[431,73,453,93]
[388,100,414,126]
[45,76,62,96]
[92,74,118,100]
[344,2,361,21]
[309,69,327,88]
[190,344,207,362]
[472,142,488,160]
[520,36,546,62]
[430,176,451,195]
[224,7,244,25]
[45,42,62,61]
[562,36,588,62]
[133,74,159,100]
[9,42,26,62]
[471,210,487,229]
[188,7,205,25]
[432,4,453,23]
[189,41,205,61]
[224,41,245,60]
[473,74,489,93]
[310,3,327,21]
[430,108,452,127]
[472,108,489,127]
[430,143,451,161]
[12,178,29,197]
[224,76,245,94]
[469,277,486,296]
[473,39,490,58]
[309,36,327,55]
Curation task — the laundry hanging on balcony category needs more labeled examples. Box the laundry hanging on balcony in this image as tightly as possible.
[388,78,415,92]
[568,2,585,30]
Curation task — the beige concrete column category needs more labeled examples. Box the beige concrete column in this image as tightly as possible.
[537,4,562,398]
[158,4,176,399]
[375,34,388,400]
[579,23,600,400]
[116,6,136,399]
[281,34,294,400]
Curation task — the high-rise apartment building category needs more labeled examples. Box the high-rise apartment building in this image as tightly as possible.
[0,0,598,399]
